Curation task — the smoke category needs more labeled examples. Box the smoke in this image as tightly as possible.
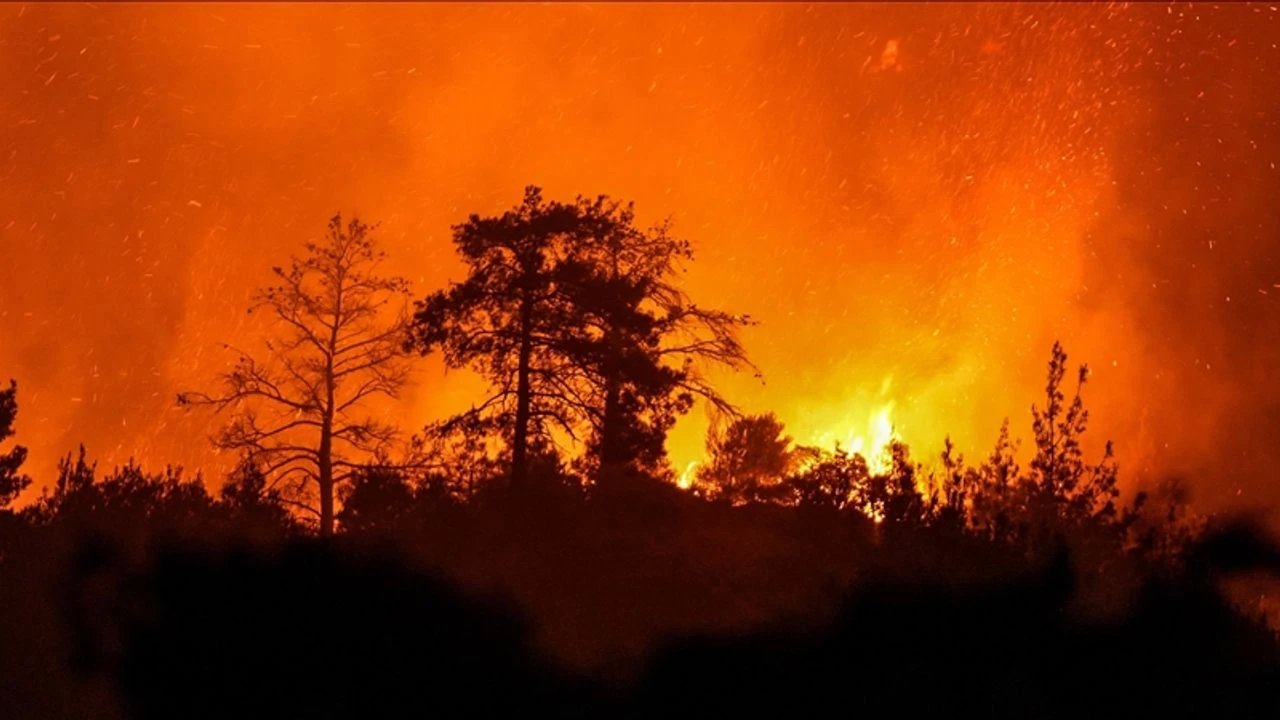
[1,4,1277,517]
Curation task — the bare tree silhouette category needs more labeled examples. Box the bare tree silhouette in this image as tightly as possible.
[694,413,797,503]
[1027,341,1125,526]
[180,215,413,535]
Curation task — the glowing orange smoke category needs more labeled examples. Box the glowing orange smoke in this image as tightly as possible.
[0,4,1278,523]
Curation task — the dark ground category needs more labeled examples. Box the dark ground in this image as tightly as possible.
[2,479,1280,719]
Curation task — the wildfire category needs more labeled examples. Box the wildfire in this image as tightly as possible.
[677,461,699,490]
[804,377,899,475]
[1,3,1271,520]
[835,402,897,475]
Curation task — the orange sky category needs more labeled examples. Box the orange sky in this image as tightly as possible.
[2,3,1278,517]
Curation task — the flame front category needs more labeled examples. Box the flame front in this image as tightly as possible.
[677,461,699,491]
[809,402,897,476]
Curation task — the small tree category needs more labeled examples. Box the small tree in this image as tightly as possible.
[968,419,1023,541]
[34,446,213,528]
[336,465,417,536]
[0,380,30,510]
[415,413,507,501]
[860,440,928,524]
[1027,342,1123,528]
[693,413,796,503]
[181,215,413,536]
[929,436,970,529]
[219,457,295,532]
[783,449,868,510]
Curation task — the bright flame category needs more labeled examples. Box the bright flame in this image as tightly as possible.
[806,381,899,475]
[677,460,699,490]
[843,402,897,475]
[866,506,886,525]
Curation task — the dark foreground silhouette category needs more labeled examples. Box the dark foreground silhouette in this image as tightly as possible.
[2,488,1279,720]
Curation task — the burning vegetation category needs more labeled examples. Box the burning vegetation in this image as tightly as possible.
[2,2,1280,716]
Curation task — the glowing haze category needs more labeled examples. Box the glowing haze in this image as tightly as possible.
[1,4,1278,517]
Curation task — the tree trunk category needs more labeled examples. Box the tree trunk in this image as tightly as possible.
[598,354,622,482]
[318,418,334,536]
[320,268,343,537]
[598,386,624,485]
[597,246,625,484]
[511,293,534,489]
